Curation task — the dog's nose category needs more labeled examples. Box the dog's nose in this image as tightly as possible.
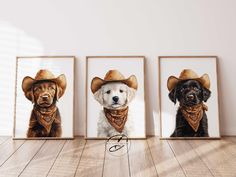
[187,94,195,100]
[112,96,119,102]
[42,95,49,101]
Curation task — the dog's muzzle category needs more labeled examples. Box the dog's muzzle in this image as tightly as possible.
[38,94,53,107]
[185,91,198,105]
[112,96,120,107]
[186,93,195,101]
[42,94,50,101]
[112,96,119,103]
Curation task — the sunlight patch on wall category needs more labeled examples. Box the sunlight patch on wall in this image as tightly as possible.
[0,21,44,135]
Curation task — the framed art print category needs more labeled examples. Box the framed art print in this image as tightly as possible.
[159,56,220,139]
[13,56,75,139]
[86,56,146,139]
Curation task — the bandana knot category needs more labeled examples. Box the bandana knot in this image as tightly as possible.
[33,105,60,134]
[180,103,208,132]
[104,107,129,133]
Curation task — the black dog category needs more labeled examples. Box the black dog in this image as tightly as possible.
[169,79,211,137]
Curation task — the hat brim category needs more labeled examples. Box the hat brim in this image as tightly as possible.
[22,74,67,94]
[167,74,210,91]
[91,75,138,94]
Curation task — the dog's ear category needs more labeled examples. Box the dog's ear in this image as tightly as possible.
[168,87,177,104]
[56,85,63,101]
[202,87,211,102]
[127,88,136,103]
[93,89,104,105]
[25,88,35,104]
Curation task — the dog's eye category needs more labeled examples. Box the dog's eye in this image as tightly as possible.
[106,90,111,94]
[34,87,40,92]
[193,87,198,91]
[120,90,124,93]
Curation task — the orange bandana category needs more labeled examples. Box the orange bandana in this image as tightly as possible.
[104,107,129,133]
[33,105,60,133]
[180,103,208,132]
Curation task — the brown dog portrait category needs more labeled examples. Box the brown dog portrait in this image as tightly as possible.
[22,69,67,138]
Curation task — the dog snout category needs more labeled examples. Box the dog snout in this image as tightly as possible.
[112,96,119,103]
[186,93,195,100]
[41,94,50,101]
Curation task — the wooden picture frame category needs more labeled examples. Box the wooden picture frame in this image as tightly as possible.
[158,56,220,139]
[13,56,75,139]
[86,56,146,139]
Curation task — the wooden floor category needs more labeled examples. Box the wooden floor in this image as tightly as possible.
[0,137,236,177]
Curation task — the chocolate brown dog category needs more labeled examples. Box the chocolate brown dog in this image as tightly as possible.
[167,69,211,137]
[22,70,66,137]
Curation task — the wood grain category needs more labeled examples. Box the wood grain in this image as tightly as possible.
[75,140,105,177]
[0,138,25,167]
[168,140,213,177]
[0,136,9,145]
[147,137,186,177]
[129,140,157,177]
[103,139,130,177]
[0,136,235,177]
[47,138,86,177]
[189,139,236,177]
[0,140,45,177]
[19,140,65,177]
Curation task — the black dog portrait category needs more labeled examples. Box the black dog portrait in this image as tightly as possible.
[167,69,211,137]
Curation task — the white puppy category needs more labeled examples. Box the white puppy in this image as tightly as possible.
[94,82,136,137]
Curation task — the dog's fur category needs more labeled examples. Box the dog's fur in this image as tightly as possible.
[26,81,62,137]
[169,79,211,137]
[93,82,136,137]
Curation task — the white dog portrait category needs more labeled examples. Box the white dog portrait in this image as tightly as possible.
[91,70,137,137]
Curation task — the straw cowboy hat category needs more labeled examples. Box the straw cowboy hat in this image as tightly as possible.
[167,69,210,91]
[91,70,138,93]
[22,69,67,100]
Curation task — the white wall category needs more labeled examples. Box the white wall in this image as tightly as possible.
[0,0,235,136]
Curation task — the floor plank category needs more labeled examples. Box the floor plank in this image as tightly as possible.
[19,140,66,177]
[0,138,25,167]
[103,138,130,177]
[0,136,10,145]
[208,139,236,177]
[147,137,185,177]
[224,137,236,156]
[0,136,235,177]
[227,136,236,143]
[47,137,86,177]
[189,139,236,177]
[0,140,45,177]
[168,140,213,177]
[129,140,157,177]
[75,140,105,177]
